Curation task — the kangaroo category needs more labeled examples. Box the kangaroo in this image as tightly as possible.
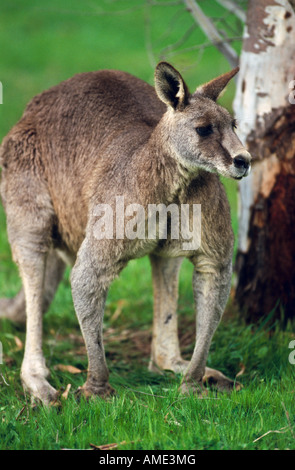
[0,62,251,404]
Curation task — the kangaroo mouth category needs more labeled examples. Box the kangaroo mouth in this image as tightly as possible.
[232,165,251,180]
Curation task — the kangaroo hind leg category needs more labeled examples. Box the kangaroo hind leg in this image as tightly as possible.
[149,255,188,374]
[0,249,66,324]
[5,173,60,404]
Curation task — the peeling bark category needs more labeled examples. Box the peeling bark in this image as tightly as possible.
[235,106,295,323]
[233,0,295,323]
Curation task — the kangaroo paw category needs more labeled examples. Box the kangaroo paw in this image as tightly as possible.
[203,367,242,392]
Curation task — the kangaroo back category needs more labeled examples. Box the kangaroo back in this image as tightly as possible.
[0,70,167,250]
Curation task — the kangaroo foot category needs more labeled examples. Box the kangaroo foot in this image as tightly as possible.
[22,373,59,406]
[203,367,242,392]
[150,358,242,392]
[21,356,59,406]
[179,378,208,398]
[76,381,116,401]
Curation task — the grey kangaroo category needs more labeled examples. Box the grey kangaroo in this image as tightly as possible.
[0,62,251,404]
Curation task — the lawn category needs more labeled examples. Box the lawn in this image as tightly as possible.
[0,0,294,451]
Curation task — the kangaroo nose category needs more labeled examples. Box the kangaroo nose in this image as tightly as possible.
[233,155,250,170]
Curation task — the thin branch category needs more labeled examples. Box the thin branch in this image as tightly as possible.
[253,426,290,443]
[149,0,182,5]
[0,373,9,386]
[215,0,246,23]
[144,1,157,68]
[182,0,239,68]
[164,35,242,59]
[153,7,187,46]
[216,14,244,36]
[160,23,196,58]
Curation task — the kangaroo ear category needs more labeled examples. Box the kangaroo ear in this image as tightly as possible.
[155,62,190,111]
[196,67,239,102]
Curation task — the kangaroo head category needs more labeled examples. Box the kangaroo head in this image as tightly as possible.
[154,62,251,180]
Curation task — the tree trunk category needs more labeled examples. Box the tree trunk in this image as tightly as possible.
[233,0,295,324]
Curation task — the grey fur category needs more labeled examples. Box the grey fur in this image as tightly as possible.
[0,62,250,403]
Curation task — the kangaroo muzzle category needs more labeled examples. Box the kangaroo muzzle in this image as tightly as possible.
[233,150,251,178]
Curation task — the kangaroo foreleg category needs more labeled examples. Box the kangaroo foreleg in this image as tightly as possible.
[180,260,241,394]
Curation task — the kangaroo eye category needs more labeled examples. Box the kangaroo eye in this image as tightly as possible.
[232,119,238,129]
[196,125,213,137]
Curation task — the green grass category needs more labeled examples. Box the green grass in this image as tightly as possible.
[0,312,294,450]
[0,0,294,451]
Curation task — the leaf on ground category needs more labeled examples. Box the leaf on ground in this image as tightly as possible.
[236,363,246,377]
[61,384,72,400]
[0,373,10,386]
[90,441,127,450]
[7,335,24,354]
[111,299,128,322]
[54,364,83,374]
[13,336,23,351]
[253,426,290,443]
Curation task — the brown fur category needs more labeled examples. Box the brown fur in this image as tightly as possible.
[0,63,250,403]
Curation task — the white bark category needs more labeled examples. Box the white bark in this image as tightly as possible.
[233,0,295,254]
